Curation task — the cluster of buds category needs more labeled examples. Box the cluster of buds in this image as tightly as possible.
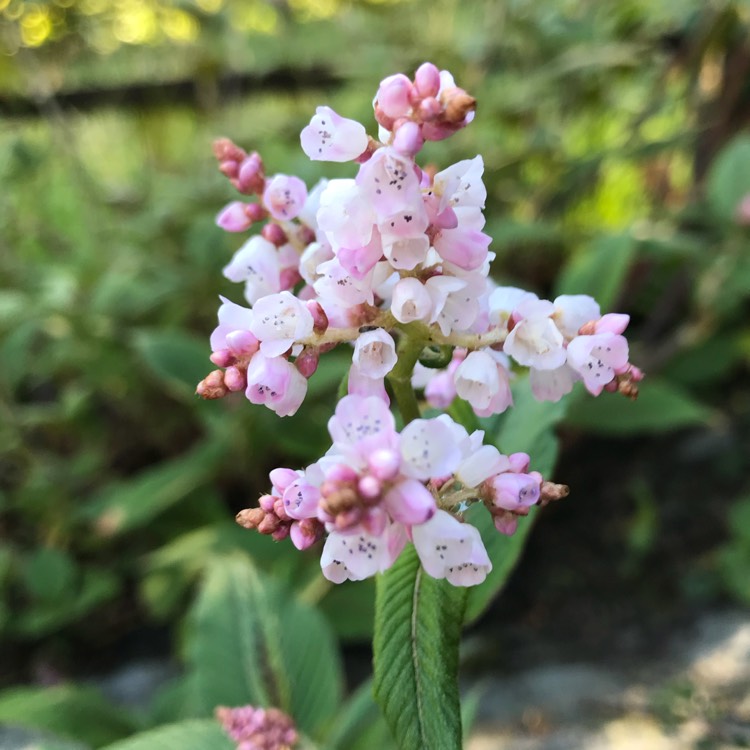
[216,705,298,750]
[200,62,642,587]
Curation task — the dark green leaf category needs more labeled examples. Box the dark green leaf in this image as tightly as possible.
[373,545,466,750]
[565,379,712,434]
[326,679,396,750]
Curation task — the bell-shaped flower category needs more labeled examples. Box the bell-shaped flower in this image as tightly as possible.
[282,476,321,520]
[301,106,368,162]
[210,296,258,357]
[216,201,254,232]
[488,286,539,329]
[391,278,433,323]
[347,364,390,405]
[317,179,375,250]
[320,523,404,582]
[566,332,629,396]
[223,235,280,291]
[353,329,397,380]
[314,258,375,308]
[249,291,314,358]
[432,156,486,213]
[529,364,579,403]
[328,394,397,453]
[262,174,308,221]
[245,353,308,417]
[553,294,601,340]
[400,418,462,480]
[456,444,510,488]
[453,350,502,412]
[299,241,334,286]
[432,225,491,271]
[412,510,492,586]
[356,147,423,217]
[503,298,566,370]
[337,229,384,280]
[485,471,541,512]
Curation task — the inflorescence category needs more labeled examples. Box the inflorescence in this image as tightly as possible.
[198,62,643,587]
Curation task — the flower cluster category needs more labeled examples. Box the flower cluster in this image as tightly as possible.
[216,705,298,750]
[199,62,641,587]
[236,394,565,586]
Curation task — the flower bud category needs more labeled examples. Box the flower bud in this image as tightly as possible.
[414,62,441,98]
[196,370,228,399]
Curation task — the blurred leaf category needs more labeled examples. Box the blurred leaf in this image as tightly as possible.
[100,720,232,750]
[465,380,569,623]
[132,329,210,400]
[661,334,744,386]
[0,685,136,748]
[565,379,712,434]
[326,679,396,750]
[21,547,77,602]
[707,134,750,222]
[319,578,375,642]
[79,440,226,536]
[373,545,466,750]
[184,554,343,737]
[13,567,120,637]
[727,496,750,545]
[555,233,636,310]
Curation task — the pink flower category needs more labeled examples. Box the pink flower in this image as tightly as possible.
[504,298,566,370]
[567,332,629,396]
[222,236,283,305]
[399,418,462,480]
[376,73,414,119]
[249,292,314,358]
[210,296,258,357]
[300,106,368,162]
[321,524,404,582]
[355,147,423,217]
[352,329,398,379]
[412,510,492,586]
[245,353,308,417]
[383,479,436,525]
[262,174,308,221]
[553,294,601,339]
[317,179,375,250]
[485,472,541,512]
[216,201,255,232]
[453,350,509,415]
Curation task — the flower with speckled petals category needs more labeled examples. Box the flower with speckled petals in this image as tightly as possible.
[301,106,369,162]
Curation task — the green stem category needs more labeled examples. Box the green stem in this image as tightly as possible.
[387,328,426,425]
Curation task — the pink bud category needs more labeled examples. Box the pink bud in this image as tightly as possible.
[417,96,442,121]
[376,73,414,119]
[594,313,630,335]
[237,152,264,194]
[212,137,246,163]
[273,496,291,521]
[358,475,382,501]
[269,468,299,493]
[493,511,518,536]
[290,519,322,550]
[210,349,235,367]
[245,203,266,222]
[361,507,388,536]
[305,300,329,334]
[295,348,319,379]
[392,121,425,156]
[272,525,290,541]
[216,201,253,232]
[223,366,246,392]
[278,267,302,291]
[259,494,276,513]
[325,464,358,485]
[368,448,401,481]
[508,452,531,474]
[261,222,287,246]
[414,63,441,98]
[373,102,396,130]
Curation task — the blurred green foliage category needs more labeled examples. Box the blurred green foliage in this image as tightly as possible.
[1,0,750,746]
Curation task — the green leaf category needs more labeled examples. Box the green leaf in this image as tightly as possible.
[132,329,210,400]
[79,439,226,535]
[319,578,375,642]
[326,679,396,750]
[707,134,750,221]
[465,380,570,623]
[555,233,636,311]
[0,685,136,748]
[184,554,342,737]
[100,720,232,750]
[565,379,712,434]
[373,545,466,750]
[21,547,77,602]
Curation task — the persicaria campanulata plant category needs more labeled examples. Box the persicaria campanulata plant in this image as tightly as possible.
[198,62,643,587]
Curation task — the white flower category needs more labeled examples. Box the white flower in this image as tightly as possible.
[353,329,398,379]
[249,291,314,358]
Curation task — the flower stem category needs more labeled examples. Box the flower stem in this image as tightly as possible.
[387,329,426,425]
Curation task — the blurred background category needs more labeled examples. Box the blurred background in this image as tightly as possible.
[1,0,750,748]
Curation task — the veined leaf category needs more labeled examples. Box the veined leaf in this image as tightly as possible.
[373,545,467,750]
[184,554,342,738]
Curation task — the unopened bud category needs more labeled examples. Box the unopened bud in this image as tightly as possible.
[538,481,570,507]
[212,137,246,163]
[305,300,329,334]
[261,222,287,246]
[196,370,228,399]
[414,62,441,98]
[236,507,265,529]
[224,365,246,392]
[295,348,320,379]
[210,349,235,368]
[258,513,281,535]
[272,524,290,541]
[442,88,476,124]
